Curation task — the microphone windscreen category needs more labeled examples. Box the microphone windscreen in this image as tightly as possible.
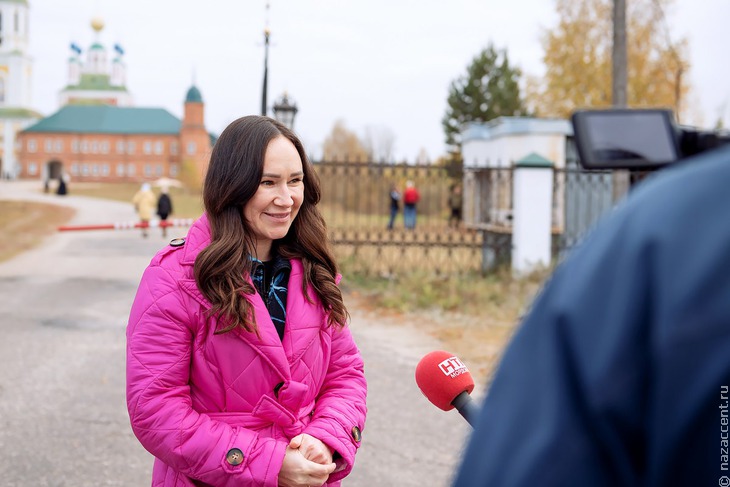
[415,350,475,411]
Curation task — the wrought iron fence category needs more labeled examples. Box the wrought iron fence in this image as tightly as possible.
[313,159,489,276]
[313,158,629,276]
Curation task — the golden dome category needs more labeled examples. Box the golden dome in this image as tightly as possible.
[91,17,105,32]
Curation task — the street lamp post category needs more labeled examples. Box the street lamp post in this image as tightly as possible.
[261,27,270,116]
[273,92,299,130]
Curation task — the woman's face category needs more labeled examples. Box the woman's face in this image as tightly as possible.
[244,135,304,261]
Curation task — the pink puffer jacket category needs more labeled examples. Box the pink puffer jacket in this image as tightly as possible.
[126,214,367,486]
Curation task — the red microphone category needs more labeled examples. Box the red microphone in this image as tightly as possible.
[415,351,479,427]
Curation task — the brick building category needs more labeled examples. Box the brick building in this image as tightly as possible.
[16,85,213,183]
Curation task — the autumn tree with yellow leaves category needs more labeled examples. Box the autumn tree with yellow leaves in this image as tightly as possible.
[531,0,690,120]
[321,119,369,162]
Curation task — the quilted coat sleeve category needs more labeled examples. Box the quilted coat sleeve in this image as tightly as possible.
[302,320,367,483]
[126,263,287,487]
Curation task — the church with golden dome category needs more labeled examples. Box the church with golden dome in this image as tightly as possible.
[13,10,213,185]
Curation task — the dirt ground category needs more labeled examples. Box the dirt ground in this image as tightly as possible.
[346,290,519,386]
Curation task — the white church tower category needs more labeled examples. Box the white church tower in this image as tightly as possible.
[0,0,41,178]
[59,17,132,107]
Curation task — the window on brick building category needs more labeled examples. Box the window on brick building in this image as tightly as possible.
[127,163,136,176]
[144,141,152,154]
[71,163,79,176]
[116,163,125,176]
[169,164,179,177]
[101,164,110,176]
[28,162,37,175]
[127,141,135,154]
[54,140,63,152]
[116,141,125,154]
[170,141,178,155]
[81,164,90,176]
[71,139,79,153]
[101,141,109,154]
[28,139,37,152]
[144,164,152,177]
[187,141,196,155]
[44,139,52,152]
[155,164,163,176]
[154,141,163,154]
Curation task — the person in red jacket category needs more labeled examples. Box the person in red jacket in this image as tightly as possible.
[402,180,420,229]
[126,115,367,487]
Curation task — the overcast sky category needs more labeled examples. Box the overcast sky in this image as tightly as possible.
[27,0,730,161]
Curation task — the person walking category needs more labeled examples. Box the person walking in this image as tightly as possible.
[386,183,400,230]
[156,187,174,238]
[403,180,420,230]
[126,115,367,487]
[56,173,68,196]
[448,183,463,229]
[131,182,156,238]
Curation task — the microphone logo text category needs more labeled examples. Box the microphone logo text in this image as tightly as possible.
[438,357,468,378]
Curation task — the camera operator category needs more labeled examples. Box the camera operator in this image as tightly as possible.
[453,142,730,486]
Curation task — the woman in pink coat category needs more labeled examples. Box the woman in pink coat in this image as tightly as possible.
[126,115,367,487]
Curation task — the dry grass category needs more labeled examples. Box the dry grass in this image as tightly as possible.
[0,200,76,263]
[342,267,550,384]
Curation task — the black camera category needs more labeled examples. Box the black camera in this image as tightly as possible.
[571,108,730,170]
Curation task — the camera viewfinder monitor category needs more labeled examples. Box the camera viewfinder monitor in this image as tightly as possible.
[571,109,679,169]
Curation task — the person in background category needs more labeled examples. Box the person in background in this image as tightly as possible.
[56,173,68,196]
[156,186,174,238]
[126,115,367,487]
[387,183,400,230]
[448,183,463,229]
[403,180,420,230]
[453,145,730,486]
[132,182,156,238]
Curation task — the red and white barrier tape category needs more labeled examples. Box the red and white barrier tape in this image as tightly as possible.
[58,218,195,232]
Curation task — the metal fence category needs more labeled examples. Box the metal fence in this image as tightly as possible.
[314,158,627,277]
[313,159,488,276]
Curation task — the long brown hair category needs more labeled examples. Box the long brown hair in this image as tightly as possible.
[194,115,348,334]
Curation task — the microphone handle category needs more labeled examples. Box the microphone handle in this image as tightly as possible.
[451,391,479,428]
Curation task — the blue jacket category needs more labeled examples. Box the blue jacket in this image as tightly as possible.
[454,146,730,486]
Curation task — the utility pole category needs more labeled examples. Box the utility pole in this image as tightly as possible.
[612,0,630,197]
[612,0,627,107]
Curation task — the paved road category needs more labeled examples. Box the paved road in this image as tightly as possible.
[0,181,472,486]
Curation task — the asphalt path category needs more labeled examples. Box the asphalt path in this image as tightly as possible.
[0,181,473,486]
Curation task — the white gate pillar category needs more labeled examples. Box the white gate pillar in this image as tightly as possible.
[512,153,554,274]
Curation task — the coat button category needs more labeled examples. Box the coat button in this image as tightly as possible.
[226,448,244,466]
[169,237,185,247]
[351,426,362,443]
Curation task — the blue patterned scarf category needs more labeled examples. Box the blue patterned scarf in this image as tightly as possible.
[250,252,291,340]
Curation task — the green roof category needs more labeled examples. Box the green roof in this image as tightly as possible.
[90,42,104,50]
[185,85,203,103]
[515,152,554,168]
[22,105,182,135]
[3,0,28,4]
[63,73,127,92]
[0,107,43,119]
